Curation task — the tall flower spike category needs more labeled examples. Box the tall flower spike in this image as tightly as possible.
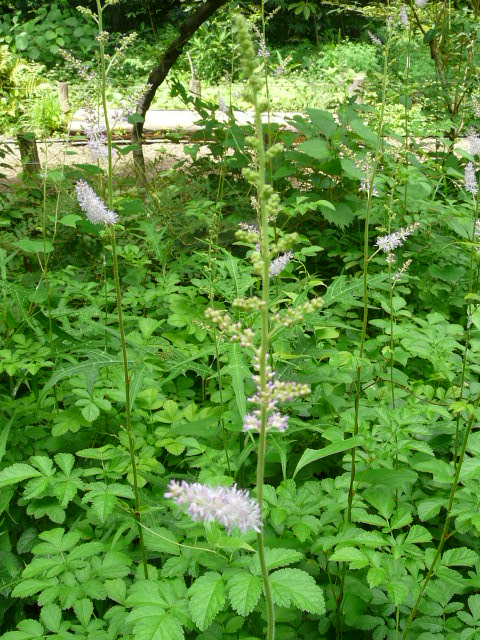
[76,181,118,225]
[165,480,262,533]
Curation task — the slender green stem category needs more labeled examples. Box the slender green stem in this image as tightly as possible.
[40,143,58,413]
[234,12,276,637]
[255,72,275,640]
[336,35,390,639]
[110,228,148,578]
[401,394,479,638]
[389,267,396,408]
[96,0,148,578]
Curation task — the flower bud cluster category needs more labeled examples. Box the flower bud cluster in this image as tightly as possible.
[271,297,323,328]
[165,480,262,534]
[242,352,310,433]
[232,297,266,311]
[392,259,412,284]
[204,308,255,348]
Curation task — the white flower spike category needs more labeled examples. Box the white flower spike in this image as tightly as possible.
[76,180,118,226]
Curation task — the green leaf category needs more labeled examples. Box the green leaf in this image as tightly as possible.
[387,581,409,606]
[40,604,61,633]
[250,548,304,574]
[320,201,355,229]
[222,343,249,419]
[81,401,100,422]
[0,463,41,487]
[293,436,364,478]
[136,613,184,640]
[270,568,325,614]
[357,468,418,490]
[189,572,225,631]
[15,239,53,254]
[227,571,262,616]
[143,526,179,555]
[306,108,337,137]
[3,619,44,640]
[0,418,12,464]
[349,118,378,146]
[468,594,480,622]
[441,547,478,567]
[412,457,454,484]
[74,599,93,628]
[405,525,432,544]
[298,138,330,161]
[329,547,369,568]
[127,113,145,124]
[59,214,81,227]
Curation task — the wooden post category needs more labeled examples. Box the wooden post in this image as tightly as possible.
[56,81,71,113]
[189,78,201,100]
[17,132,41,176]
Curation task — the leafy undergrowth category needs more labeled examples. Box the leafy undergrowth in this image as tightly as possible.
[1,89,480,640]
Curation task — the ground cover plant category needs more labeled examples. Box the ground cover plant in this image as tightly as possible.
[3,1,480,639]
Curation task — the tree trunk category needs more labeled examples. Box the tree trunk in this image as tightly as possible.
[131,0,229,181]
[17,132,41,176]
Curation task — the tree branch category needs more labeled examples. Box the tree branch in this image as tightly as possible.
[131,0,229,177]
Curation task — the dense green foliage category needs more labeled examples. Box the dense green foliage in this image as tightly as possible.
[2,1,480,639]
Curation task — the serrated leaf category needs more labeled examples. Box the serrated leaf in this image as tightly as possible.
[40,603,62,633]
[189,572,225,631]
[329,546,369,567]
[358,468,418,489]
[12,578,57,598]
[270,568,325,614]
[298,138,330,161]
[441,547,478,567]
[4,619,44,640]
[250,548,304,574]
[81,401,100,422]
[0,463,41,487]
[73,598,93,627]
[405,525,433,544]
[227,571,262,616]
[105,578,127,604]
[143,526,179,555]
[387,581,409,606]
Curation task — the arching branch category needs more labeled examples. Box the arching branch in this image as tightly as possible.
[131,0,229,178]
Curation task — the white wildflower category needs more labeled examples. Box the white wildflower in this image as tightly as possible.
[400,5,409,27]
[269,251,293,277]
[368,31,382,46]
[165,480,262,533]
[376,223,420,254]
[415,0,428,7]
[469,128,480,156]
[465,162,478,195]
[75,181,118,225]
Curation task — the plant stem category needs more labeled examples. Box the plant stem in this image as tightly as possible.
[401,394,479,638]
[336,33,390,639]
[96,0,148,579]
[109,227,148,579]
[255,67,275,640]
